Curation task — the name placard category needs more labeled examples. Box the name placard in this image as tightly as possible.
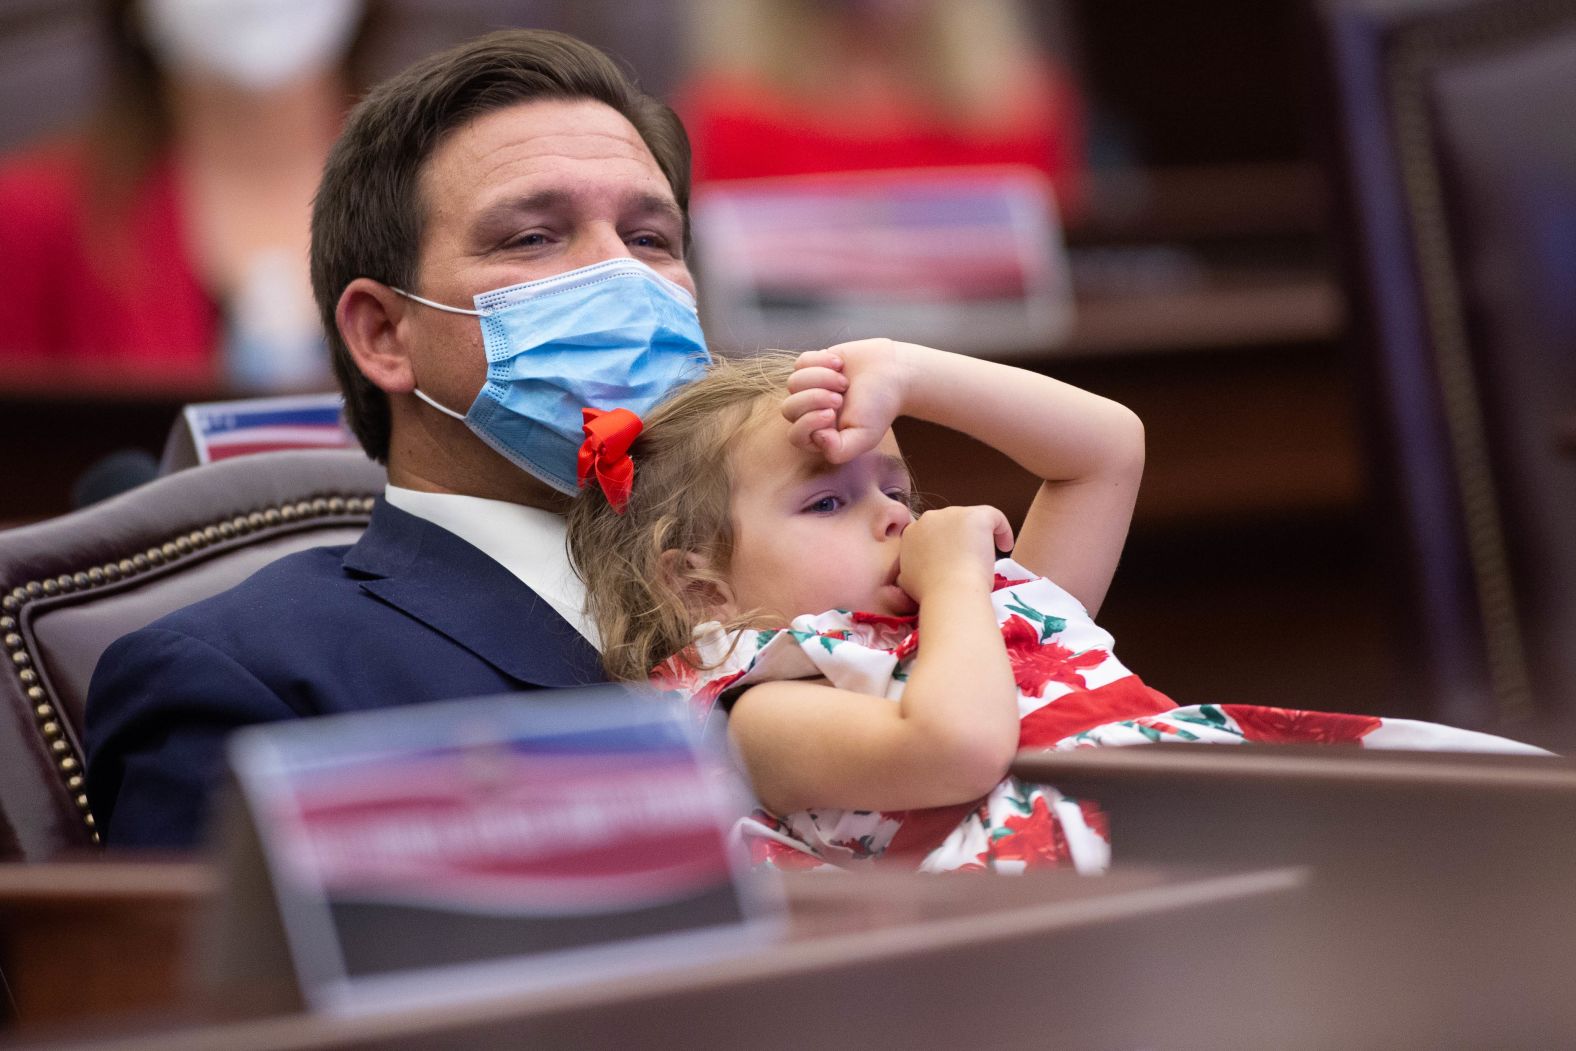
[219,686,782,1015]
[692,166,1074,358]
[163,392,356,470]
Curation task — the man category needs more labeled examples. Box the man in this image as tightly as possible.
[85,30,707,848]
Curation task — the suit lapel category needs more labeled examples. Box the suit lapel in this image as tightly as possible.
[343,501,604,687]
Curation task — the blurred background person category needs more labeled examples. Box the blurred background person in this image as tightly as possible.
[676,0,1086,217]
[0,0,379,391]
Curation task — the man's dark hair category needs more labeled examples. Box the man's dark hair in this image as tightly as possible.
[310,29,692,462]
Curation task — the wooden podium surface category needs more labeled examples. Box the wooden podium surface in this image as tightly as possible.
[1009,743,1576,868]
[1,861,1309,1050]
[7,746,1576,1047]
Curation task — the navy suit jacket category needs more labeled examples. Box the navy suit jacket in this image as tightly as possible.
[85,500,604,849]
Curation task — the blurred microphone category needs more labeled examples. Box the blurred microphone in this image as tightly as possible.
[72,450,161,510]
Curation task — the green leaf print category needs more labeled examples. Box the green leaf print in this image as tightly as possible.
[1003,598,1067,642]
[1169,705,1231,731]
[1132,722,1201,743]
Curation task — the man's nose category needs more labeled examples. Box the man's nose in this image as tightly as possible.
[569,224,633,269]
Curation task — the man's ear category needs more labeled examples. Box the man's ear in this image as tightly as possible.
[336,277,415,394]
[658,548,734,616]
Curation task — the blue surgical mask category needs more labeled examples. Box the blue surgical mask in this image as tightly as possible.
[395,258,711,494]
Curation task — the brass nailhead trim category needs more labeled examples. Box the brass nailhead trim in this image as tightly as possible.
[1384,9,1564,724]
[2,489,376,844]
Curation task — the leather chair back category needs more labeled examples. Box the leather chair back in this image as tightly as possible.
[1310,0,1576,735]
[0,450,385,860]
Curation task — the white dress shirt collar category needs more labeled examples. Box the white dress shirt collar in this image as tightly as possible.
[381,484,598,649]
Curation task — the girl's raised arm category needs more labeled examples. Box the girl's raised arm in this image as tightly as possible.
[786,339,1144,616]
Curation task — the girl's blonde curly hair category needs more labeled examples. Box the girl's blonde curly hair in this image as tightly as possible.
[567,352,798,682]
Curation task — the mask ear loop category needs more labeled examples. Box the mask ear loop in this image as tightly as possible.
[390,288,486,420]
[390,287,486,316]
[412,387,467,421]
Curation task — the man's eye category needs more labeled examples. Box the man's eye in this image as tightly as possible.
[627,232,672,251]
[805,495,842,514]
[506,232,550,249]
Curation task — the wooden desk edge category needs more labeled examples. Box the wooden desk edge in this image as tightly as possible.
[1009,742,1576,795]
[0,859,215,906]
[7,865,1305,1051]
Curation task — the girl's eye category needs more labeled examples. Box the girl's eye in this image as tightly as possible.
[885,489,919,514]
[805,495,842,514]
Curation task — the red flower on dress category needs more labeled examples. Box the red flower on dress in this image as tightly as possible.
[649,653,699,693]
[649,655,743,723]
[693,670,745,711]
[848,611,917,652]
[989,795,1071,868]
[850,611,917,630]
[1077,799,1109,842]
[748,836,826,870]
[1220,705,1382,745]
[1017,675,1177,748]
[993,572,1034,592]
[1001,615,1108,698]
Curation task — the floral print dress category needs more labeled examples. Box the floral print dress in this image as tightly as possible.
[652,558,1546,875]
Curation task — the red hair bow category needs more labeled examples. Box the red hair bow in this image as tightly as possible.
[578,407,643,513]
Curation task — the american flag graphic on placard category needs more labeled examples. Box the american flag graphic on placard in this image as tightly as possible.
[692,166,1073,357]
[183,394,357,464]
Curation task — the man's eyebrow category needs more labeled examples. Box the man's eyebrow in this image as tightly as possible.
[471,189,684,237]
[624,192,686,227]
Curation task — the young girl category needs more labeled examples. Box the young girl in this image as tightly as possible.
[568,339,1544,874]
